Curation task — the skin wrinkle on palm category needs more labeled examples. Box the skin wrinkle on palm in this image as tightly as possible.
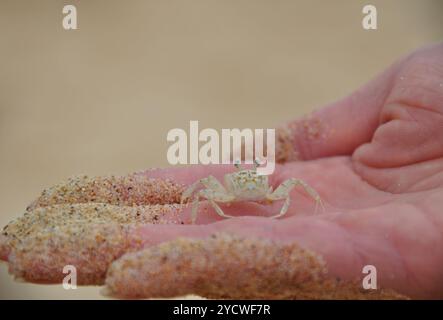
[1,43,443,299]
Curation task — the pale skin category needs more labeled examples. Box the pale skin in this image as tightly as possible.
[181,160,324,223]
[139,43,443,299]
[6,43,443,299]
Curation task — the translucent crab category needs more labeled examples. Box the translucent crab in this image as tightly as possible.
[180,160,324,223]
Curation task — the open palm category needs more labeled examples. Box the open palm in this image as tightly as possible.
[1,43,442,299]
[136,43,443,299]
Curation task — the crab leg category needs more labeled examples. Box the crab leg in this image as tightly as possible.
[194,189,235,223]
[190,192,201,223]
[266,178,324,218]
[183,176,235,223]
[190,189,235,223]
[181,176,226,204]
[208,199,234,220]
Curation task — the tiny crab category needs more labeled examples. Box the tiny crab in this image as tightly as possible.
[180,160,324,223]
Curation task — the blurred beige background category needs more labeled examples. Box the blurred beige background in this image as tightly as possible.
[0,0,442,299]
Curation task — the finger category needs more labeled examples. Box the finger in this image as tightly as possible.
[275,54,401,162]
[27,164,262,210]
[27,174,184,210]
[125,216,368,280]
[0,202,181,282]
[104,232,339,299]
[352,43,443,192]
[104,210,418,299]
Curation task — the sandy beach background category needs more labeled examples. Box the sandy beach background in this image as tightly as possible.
[0,0,442,299]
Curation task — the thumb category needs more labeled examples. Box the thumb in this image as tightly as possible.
[352,43,443,193]
[276,54,401,162]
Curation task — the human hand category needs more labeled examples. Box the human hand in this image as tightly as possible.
[107,42,443,299]
[2,43,442,299]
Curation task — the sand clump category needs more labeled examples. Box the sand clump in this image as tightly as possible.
[1,174,185,284]
[1,202,181,284]
[27,174,184,210]
[104,233,407,300]
[275,114,328,162]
